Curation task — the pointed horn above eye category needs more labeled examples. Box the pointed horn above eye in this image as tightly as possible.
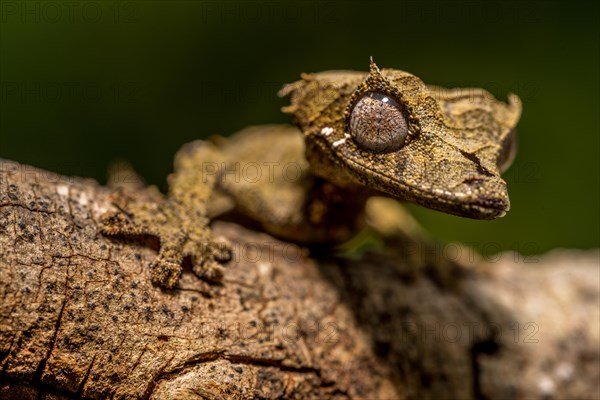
[369,56,381,74]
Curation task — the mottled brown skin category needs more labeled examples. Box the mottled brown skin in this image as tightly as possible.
[101,60,521,288]
[281,60,521,219]
[203,125,368,244]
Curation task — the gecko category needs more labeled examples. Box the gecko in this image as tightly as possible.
[101,59,522,289]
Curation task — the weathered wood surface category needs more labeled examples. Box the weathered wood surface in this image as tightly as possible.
[1,160,598,399]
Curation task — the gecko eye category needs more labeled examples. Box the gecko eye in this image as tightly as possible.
[349,92,408,153]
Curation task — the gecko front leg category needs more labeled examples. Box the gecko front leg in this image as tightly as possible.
[101,142,232,289]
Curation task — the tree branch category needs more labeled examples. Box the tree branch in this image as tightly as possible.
[0,160,598,399]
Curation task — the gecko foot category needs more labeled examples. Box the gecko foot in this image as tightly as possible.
[100,192,232,289]
[189,237,233,282]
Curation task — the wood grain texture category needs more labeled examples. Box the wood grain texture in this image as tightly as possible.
[0,160,598,399]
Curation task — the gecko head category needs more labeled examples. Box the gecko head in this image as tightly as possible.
[279,59,522,219]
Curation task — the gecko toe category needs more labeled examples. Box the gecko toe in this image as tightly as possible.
[193,258,225,282]
[151,258,182,289]
[210,237,233,262]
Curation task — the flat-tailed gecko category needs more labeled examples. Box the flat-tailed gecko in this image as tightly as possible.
[101,59,521,288]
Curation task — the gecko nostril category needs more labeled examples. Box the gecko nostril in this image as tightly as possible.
[463,177,486,187]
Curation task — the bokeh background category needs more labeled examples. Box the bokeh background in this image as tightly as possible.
[1,0,598,256]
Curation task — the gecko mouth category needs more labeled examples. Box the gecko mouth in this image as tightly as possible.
[409,189,510,220]
[459,198,509,219]
[419,178,511,219]
[367,171,510,220]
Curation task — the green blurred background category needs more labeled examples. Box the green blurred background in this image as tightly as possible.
[1,0,598,255]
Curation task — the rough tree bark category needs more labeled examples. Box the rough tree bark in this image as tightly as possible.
[0,160,598,400]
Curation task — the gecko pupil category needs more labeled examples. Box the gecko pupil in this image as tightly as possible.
[349,92,408,153]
